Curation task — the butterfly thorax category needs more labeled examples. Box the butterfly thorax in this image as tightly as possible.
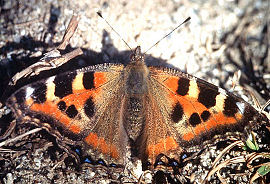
[125,46,149,95]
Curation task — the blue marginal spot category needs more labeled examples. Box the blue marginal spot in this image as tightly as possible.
[109,163,117,168]
[73,146,116,167]
[156,161,165,166]
[169,161,179,167]
[84,158,93,164]
[75,148,81,155]
[181,153,188,159]
[97,159,107,166]
[146,161,151,166]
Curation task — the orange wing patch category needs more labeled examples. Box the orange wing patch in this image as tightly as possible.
[147,136,179,160]
[85,133,120,159]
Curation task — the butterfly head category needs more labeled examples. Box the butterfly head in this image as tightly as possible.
[130,46,145,64]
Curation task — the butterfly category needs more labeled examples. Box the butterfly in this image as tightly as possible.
[6,44,268,169]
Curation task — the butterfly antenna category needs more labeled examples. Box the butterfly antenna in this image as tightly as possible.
[144,17,191,54]
[97,11,132,51]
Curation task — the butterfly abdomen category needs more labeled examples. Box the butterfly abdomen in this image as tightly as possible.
[122,96,146,141]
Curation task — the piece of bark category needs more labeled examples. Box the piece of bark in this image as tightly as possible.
[9,15,82,86]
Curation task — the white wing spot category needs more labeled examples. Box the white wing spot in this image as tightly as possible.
[236,102,245,114]
[218,88,227,96]
[46,76,56,101]
[25,87,35,99]
[46,76,55,84]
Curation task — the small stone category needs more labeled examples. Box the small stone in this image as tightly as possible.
[5,173,13,184]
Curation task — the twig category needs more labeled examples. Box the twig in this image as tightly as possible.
[0,128,42,147]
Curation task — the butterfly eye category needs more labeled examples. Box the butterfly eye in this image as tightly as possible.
[130,53,136,62]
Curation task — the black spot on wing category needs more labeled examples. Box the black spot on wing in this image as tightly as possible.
[223,97,239,117]
[171,102,184,123]
[57,101,67,111]
[84,97,95,118]
[201,110,211,122]
[32,82,47,104]
[66,105,78,118]
[198,84,219,108]
[54,73,76,98]
[189,113,201,127]
[176,77,190,96]
[83,72,95,89]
